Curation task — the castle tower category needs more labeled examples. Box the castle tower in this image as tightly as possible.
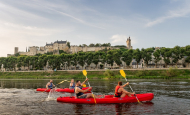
[126,36,131,49]
[14,47,19,54]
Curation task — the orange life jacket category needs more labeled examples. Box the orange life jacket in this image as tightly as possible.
[114,85,122,97]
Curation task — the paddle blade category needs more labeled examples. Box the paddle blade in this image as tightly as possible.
[120,70,126,78]
[82,84,86,87]
[83,70,87,76]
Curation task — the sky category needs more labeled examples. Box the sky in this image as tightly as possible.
[0,0,190,57]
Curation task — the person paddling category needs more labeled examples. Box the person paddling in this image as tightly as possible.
[69,79,75,89]
[114,81,135,98]
[75,78,97,98]
[46,79,55,89]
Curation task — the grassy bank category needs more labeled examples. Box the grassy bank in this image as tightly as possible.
[0,68,190,79]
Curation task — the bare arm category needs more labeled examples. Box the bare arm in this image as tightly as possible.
[70,83,73,86]
[81,78,88,86]
[121,82,129,88]
[76,87,91,93]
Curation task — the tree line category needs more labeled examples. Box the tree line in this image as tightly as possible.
[0,45,190,71]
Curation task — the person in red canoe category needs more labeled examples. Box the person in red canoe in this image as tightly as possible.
[69,79,75,89]
[75,78,97,98]
[46,79,55,89]
[114,81,135,98]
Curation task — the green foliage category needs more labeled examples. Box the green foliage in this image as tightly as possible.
[113,49,123,68]
[114,45,126,48]
[106,50,115,68]
[77,52,86,69]
[153,49,161,68]
[122,49,133,68]
[89,43,95,47]
[2,45,190,72]
[15,53,20,57]
[135,71,146,77]
[165,67,179,77]
[71,53,78,70]
[160,48,172,67]
[104,69,115,77]
[172,46,185,65]
[0,69,189,79]
[45,52,53,55]
[141,48,154,67]
[59,50,67,54]
[133,48,141,68]
[67,42,70,48]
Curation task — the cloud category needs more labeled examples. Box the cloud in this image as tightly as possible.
[110,34,137,46]
[146,2,190,27]
[47,7,105,29]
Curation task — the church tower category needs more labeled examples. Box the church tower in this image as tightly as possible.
[126,36,132,49]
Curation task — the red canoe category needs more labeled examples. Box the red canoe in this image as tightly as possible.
[57,93,154,104]
[36,87,91,93]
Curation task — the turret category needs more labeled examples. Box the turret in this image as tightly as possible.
[126,36,132,49]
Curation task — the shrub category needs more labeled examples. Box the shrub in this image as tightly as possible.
[104,69,115,77]
[165,67,179,77]
[135,70,146,77]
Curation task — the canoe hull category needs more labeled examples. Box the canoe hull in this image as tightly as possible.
[36,87,91,93]
[57,93,154,104]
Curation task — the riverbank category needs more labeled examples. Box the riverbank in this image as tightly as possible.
[0,68,190,79]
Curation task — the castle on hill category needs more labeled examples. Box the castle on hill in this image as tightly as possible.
[7,37,132,57]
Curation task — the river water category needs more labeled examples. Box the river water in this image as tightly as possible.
[0,79,190,115]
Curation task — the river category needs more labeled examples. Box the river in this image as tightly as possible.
[0,79,190,115]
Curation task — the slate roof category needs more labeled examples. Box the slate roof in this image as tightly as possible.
[54,40,67,44]
[46,44,53,46]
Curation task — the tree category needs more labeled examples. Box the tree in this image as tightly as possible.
[38,54,48,70]
[92,51,103,69]
[106,50,115,69]
[141,48,154,68]
[185,45,190,67]
[8,56,17,71]
[113,49,123,69]
[95,43,101,47]
[102,43,111,47]
[160,48,172,68]
[82,44,87,47]
[59,50,67,54]
[153,49,161,68]
[67,42,71,48]
[47,55,61,70]
[77,52,86,69]
[17,56,26,70]
[15,53,20,57]
[24,56,31,71]
[65,54,73,70]
[60,53,66,70]
[89,43,95,47]
[172,46,185,66]
[0,57,6,71]
[122,49,133,68]
[133,48,141,68]
[85,52,93,70]
[30,56,38,70]
[71,53,78,70]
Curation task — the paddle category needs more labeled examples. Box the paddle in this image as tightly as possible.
[42,80,70,92]
[82,70,96,104]
[82,84,86,87]
[55,80,70,86]
[120,70,141,104]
